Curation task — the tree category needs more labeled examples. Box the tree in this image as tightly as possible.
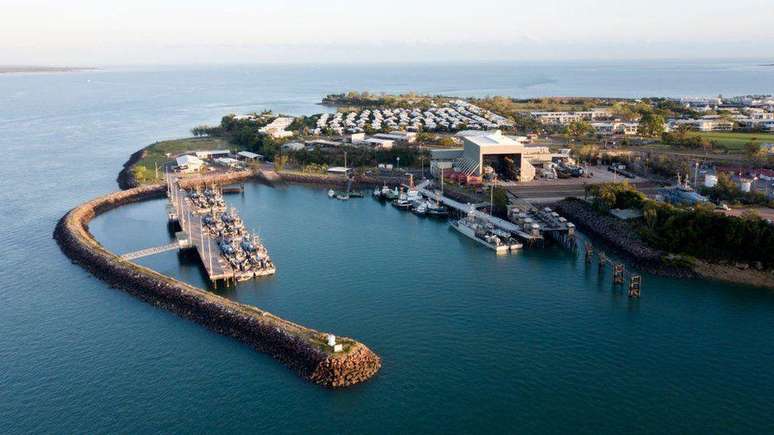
[639,112,665,137]
[565,120,593,142]
[492,187,509,218]
[713,172,739,201]
[744,141,763,158]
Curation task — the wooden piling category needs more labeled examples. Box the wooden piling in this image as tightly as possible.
[613,263,625,285]
[628,275,641,298]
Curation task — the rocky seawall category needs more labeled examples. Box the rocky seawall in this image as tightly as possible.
[277,171,406,188]
[553,198,774,288]
[53,180,381,388]
[552,198,695,278]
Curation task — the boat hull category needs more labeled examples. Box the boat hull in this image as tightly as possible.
[450,221,510,254]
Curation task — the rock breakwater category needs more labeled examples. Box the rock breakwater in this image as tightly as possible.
[53,181,380,388]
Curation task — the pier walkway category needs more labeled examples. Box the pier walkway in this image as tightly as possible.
[169,183,234,282]
[121,243,179,260]
[415,180,537,241]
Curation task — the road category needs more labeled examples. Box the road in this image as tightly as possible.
[506,181,660,200]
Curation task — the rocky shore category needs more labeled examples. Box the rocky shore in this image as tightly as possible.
[553,198,774,288]
[552,198,695,278]
[54,180,381,388]
[277,170,408,188]
[116,147,147,189]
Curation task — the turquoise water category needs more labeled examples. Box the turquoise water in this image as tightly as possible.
[2,62,774,433]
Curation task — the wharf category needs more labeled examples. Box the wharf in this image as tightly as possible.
[167,178,275,284]
[415,181,539,242]
[416,180,575,245]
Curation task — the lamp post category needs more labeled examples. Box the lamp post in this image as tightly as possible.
[396,156,400,171]
[694,161,699,188]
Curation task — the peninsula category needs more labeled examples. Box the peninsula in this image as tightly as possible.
[0,65,96,74]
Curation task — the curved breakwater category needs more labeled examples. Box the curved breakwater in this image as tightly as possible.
[53,174,381,388]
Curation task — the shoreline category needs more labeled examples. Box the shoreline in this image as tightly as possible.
[119,142,774,290]
[54,173,381,388]
[553,198,774,289]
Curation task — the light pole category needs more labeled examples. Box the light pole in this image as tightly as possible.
[396,156,400,171]
[694,162,699,188]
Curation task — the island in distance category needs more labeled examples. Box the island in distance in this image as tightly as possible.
[0,65,96,74]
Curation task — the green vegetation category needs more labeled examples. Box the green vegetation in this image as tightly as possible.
[659,130,774,156]
[132,137,229,184]
[689,132,774,152]
[322,91,447,109]
[638,112,666,137]
[587,182,774,267]
[192,114,287,160]
[416,132,458,147]
[287,145,427,169]
[585,182,646,211]
[288,115,321,135]
[565,120,594,142]
[641,200,774,267]
[661,126,714,150]
[492,186,509,218]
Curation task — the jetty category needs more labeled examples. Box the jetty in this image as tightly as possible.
[415,180,575,246]
[165,175,275,285]
[118,171,275,285]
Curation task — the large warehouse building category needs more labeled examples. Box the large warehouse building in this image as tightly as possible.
[433,130,547,182]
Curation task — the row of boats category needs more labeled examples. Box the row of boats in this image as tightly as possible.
[373,184,450,217]
[188,187,226,212]
[374,181,522,254]
[328,176,527,254]
[188,188,275,280]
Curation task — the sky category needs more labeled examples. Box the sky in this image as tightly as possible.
[1,0,773,65]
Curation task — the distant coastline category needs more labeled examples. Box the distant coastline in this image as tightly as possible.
[0,66,96,74]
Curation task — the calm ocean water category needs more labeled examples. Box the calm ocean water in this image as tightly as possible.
[1,61,773,434]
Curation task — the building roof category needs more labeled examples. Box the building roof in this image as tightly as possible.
[306,139,341,147]
[176,155,202,166]
[373,133,406,141]
[365,137,394,144]
[237,151,262,159]
[194,150,230,158]
[463,130,523,148]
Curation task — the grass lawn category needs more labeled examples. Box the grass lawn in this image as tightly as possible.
[690,131,774,151]
[132,137,231,184]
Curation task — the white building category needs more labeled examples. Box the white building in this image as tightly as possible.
[237,151,263,162]
[176,155,203,173]
[669,118,734,132]
[349,132,366,144]
[457,130,536,182]
[281,142,306,152]
[214,157,242,168]
[530,109,612,126]
[194,150,231,159]
[259,117,295,138]
[592,121,640,136]
[374,131,417,144]
[327,166,353,176]
[364,138,395,149]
